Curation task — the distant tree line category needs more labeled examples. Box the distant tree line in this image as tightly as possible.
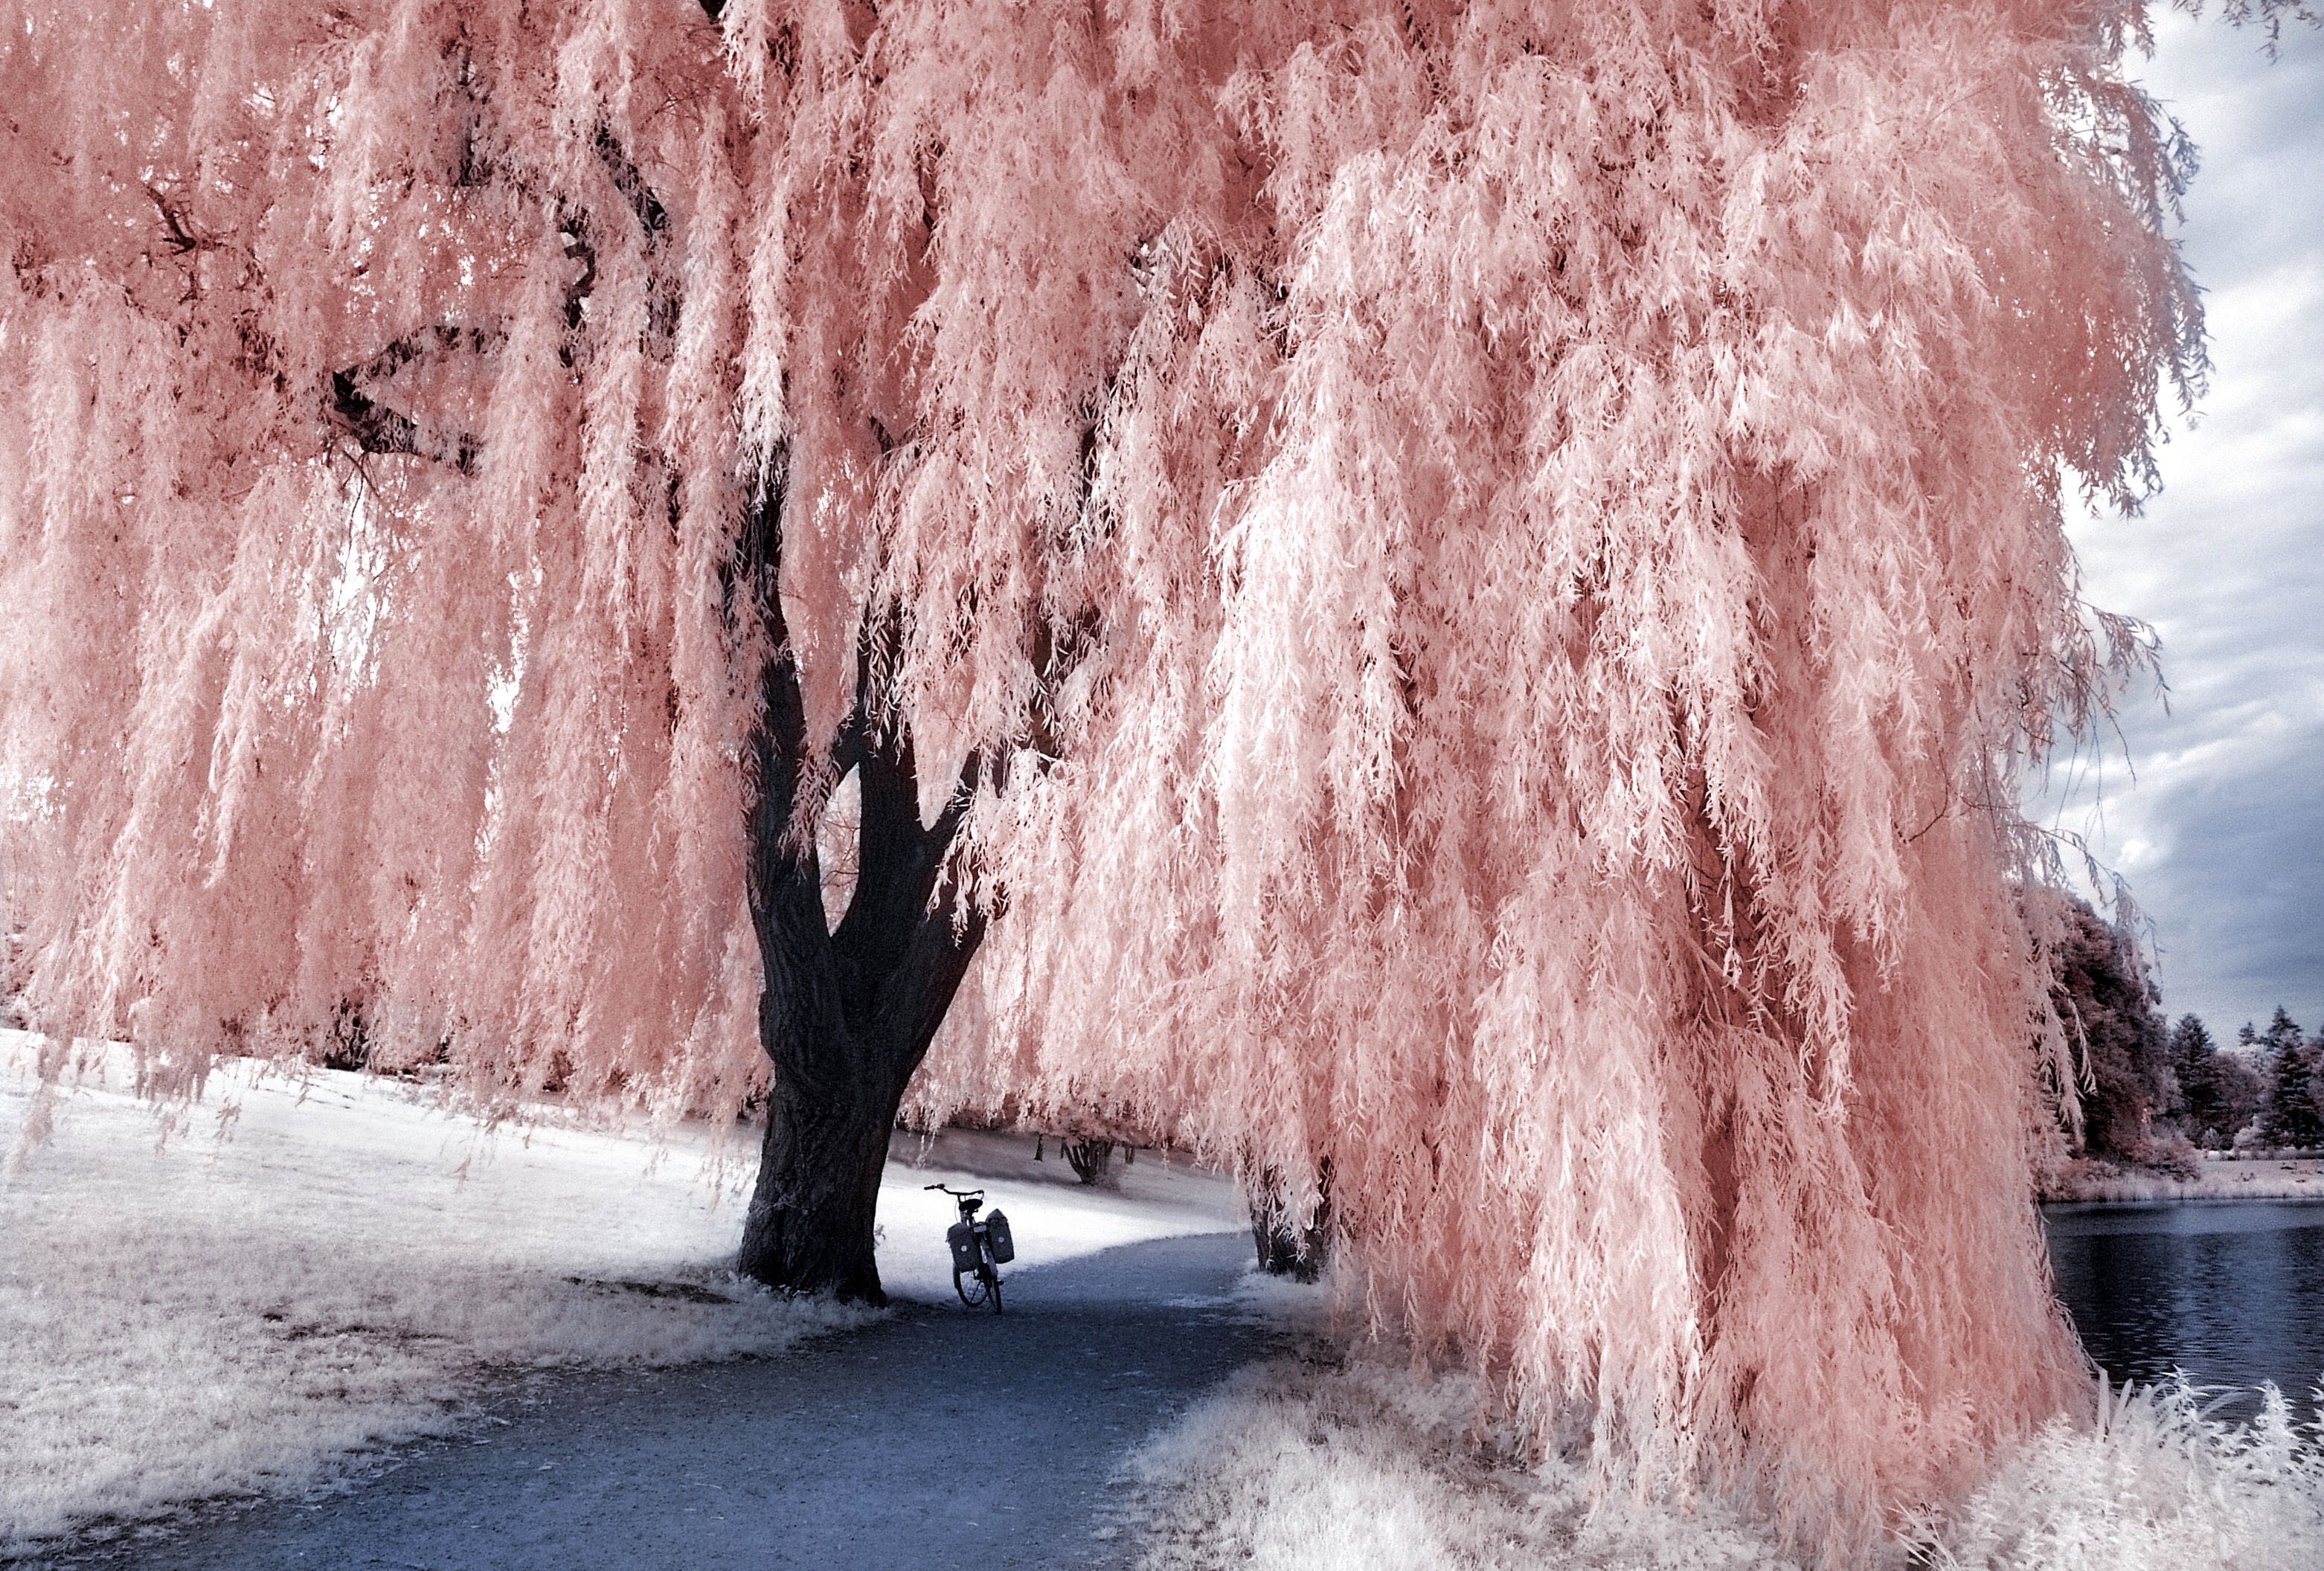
[2240,1008,2324,1152]
[2038,896,2321,1164]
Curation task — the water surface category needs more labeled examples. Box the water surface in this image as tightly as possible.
[2044,1199,2324,1420]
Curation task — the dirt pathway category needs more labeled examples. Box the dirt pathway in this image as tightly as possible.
[83,1232,1280,1571]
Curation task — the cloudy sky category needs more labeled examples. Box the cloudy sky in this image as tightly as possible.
[2035,8,2323,1038]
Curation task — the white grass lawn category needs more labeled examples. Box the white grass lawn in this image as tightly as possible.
[1120,1352,2324,1571]
[13,1028,2323,1571]
[0,1032,1242,1555]
[1115,1352,1801,1571]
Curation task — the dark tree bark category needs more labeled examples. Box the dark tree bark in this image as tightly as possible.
[1247,1163,1332,1282]
[1062,1138,1117,1186]
[734,483,985,1303]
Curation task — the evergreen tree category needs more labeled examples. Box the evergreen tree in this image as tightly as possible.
[2256,1007,2323,1150]
[2167,1012,2267,1150]
[2314,1020,2324,1126]
[2169,1013,2224,1141]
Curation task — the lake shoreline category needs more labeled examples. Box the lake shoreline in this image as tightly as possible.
[2038,1154,2324,1205]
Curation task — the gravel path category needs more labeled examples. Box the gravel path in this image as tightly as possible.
[75,1231,1279,1571]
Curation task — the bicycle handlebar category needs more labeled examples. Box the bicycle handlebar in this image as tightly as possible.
[922,1183,985,1199]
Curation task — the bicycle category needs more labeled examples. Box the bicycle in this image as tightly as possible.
[926,1183,1012,1312]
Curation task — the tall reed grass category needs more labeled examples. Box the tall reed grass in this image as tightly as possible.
[1120,1358,2324,1571]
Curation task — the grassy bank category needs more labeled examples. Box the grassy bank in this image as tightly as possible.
[2040,1154,2324,1204]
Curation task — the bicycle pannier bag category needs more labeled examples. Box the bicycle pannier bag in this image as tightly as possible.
[983,1209,1015,1264]
[947,1221,980,1273]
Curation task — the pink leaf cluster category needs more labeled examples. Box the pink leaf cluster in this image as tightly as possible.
[0,0,2221,1552]
[1,1,771,1120]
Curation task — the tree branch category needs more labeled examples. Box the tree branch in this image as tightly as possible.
[325,324,498,472]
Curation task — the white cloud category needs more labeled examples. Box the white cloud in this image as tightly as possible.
[2036,10,2324,1034]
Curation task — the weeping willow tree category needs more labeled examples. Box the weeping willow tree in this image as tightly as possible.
[0,0,2262,1555]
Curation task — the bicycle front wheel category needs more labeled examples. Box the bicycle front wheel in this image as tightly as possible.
[954,1265,989,1309]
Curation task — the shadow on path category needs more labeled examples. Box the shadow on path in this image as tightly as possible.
[81,1231,1282,1571]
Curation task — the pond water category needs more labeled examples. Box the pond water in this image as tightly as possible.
[2044,1200,2324,1421]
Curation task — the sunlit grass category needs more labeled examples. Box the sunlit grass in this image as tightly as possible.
[1121,1355,2324,1571]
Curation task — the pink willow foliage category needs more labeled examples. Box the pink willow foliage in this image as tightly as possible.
[893,0,2212,1551]
[0,1,769,1120]
[0,0,2228,1552]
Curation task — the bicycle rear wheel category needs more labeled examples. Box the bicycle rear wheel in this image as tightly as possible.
[983,1247,1003,1315]
[954,1264,989,1308]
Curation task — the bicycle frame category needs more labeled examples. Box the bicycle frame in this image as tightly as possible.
[925,1183,1008,1313]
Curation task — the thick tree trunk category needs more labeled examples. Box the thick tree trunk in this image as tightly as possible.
[738,1014,913,1302]
[734,504,983,1299]
[734,732,982,1299]
[1247,1163,1332,1282]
